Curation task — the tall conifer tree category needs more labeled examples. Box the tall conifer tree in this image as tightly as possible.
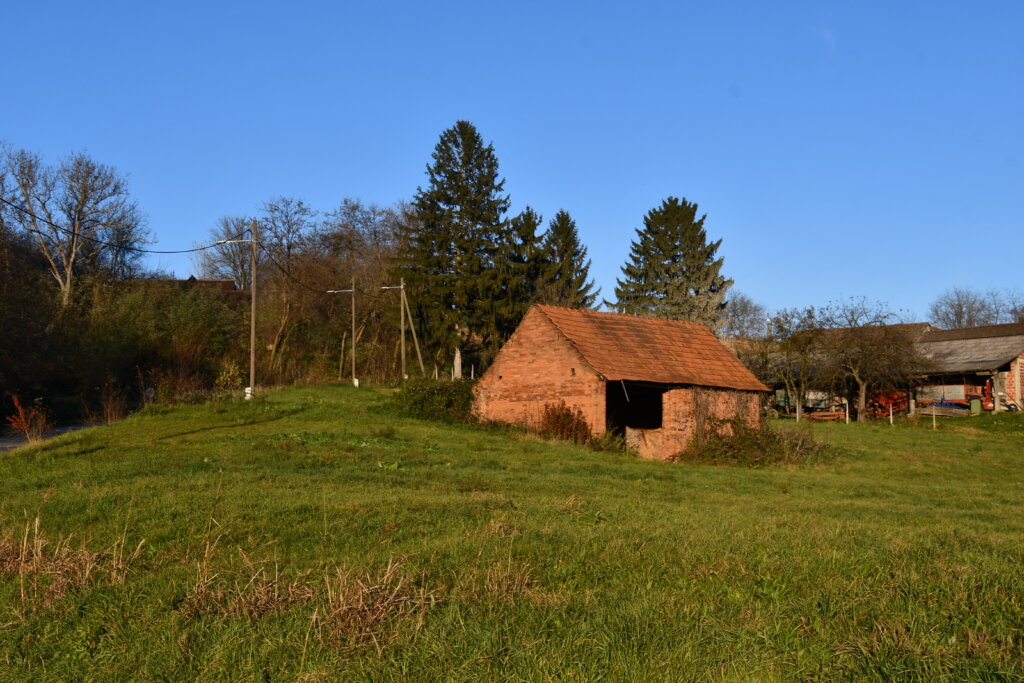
[613,196,732,328]
[483,206,542,352]
[536,210,598,309]
[396,121,513,367]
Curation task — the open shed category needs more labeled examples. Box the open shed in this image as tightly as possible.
[473,305,769,459]
[915,322,1024,411]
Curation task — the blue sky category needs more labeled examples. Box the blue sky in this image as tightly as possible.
[4,1,1021,319]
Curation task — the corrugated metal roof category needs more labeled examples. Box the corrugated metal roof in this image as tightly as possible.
[916,334,1024,373]
[535,305,769,392]
[921,322,1024,343]
[914,322,1024,373]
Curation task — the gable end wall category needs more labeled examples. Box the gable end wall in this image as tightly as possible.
[474,309,605,434]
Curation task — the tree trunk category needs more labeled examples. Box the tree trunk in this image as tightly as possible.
[268,300,291,380]
[337,331,347,380]
[857,381,868,422]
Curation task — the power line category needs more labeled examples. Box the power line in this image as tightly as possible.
[256,242,330,294]
[256,242,390,300]
[0,196,247,254]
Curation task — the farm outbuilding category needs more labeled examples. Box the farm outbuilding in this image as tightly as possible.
[914,322,1024,411]
[473,305,770,459]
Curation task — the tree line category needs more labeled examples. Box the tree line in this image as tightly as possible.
[726,289,1023,422]
[2,123,1020,420]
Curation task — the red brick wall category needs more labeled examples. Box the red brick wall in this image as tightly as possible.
[1007,353,1024,406]
[474,308,606,434]
[661,387,762,458]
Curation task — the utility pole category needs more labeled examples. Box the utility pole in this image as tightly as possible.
[326,280,357,386]
[403,288,425,375]
[400,278,406,379]
[381,279,407,379]
[351,276,356,386]
[249,220,258,399]
[216,223,258,399]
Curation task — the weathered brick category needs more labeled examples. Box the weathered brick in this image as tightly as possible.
[474,305,768,460]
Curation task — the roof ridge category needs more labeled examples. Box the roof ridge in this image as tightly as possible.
[921,321,1024,342]
[535,303,711,329]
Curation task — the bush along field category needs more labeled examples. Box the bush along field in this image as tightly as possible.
[1,385,1023,680]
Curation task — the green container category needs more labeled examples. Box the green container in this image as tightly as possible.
[970,398,982,415]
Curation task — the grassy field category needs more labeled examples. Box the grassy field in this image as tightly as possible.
[1,385,1022,681]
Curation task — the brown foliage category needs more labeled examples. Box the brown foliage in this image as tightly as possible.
[4,395,52,442]
[538,401,591,444]
[0,513,143,617]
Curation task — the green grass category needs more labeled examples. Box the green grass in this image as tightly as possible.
[1,385,1023,681]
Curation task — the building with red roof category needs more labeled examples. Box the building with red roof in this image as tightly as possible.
[474,304,769,459]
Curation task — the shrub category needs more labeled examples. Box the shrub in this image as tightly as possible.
[390,379,475,423]
[587,430,627,453]
[5,395,53,443]
[215,361,245,392]
[98,378,128,424]
[671,417,829,467]
[538,401,591,445]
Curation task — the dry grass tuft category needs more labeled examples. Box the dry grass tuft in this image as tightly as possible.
[489,519,521,538]
[0,512,143,617]
[562,494,586,511]
[179,564,315,620]
[456,559,560,606]
[314,559,434,652]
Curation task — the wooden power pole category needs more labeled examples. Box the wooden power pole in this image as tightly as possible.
[400,278,406,379]
[382,279,409,379]
[326,280,357,386]
[249,220,258,399]
[351,276,356,386]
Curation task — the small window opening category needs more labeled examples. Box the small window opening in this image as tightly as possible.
[570,368,576,376]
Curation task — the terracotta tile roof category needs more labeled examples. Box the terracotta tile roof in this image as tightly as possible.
[535,305,769,392]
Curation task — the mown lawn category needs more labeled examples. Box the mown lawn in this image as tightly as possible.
[1,385,1022,681]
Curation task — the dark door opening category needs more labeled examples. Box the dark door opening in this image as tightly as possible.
[606,381,665,433]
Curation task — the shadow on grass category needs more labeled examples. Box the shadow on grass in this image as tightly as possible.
[156,412,299,442]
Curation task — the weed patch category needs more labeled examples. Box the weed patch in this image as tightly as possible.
[390,379,475,423]
[538,401,591,444]
[315,560,435,652]
[0,513,143,616]
[673,418,830,466]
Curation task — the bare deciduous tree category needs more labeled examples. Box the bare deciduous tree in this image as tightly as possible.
[928,287,1023,329]
[260,196,316,271]
[766,307,822,421]
[2,148,146,306]
[818,298,926,422]
[721,291,768,340]
[192,216,258,289]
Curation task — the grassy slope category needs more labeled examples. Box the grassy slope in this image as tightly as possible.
[1,385,1022,681]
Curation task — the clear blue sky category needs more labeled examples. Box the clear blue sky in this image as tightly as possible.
[4,1,1021,320]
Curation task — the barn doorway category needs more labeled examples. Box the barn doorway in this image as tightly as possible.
[606,381,665,433]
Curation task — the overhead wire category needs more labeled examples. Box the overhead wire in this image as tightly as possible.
[0,196,247,254]
[256,241,395,299]
[5,194,398,299]
[255,242,331,294]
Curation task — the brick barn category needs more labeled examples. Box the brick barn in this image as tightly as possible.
[474,305,770,459]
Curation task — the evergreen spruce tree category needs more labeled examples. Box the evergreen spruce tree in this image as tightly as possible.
[482,206,542,353]
[396,121,512,368]
[613,196,732,328]
[536,210,598,309]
